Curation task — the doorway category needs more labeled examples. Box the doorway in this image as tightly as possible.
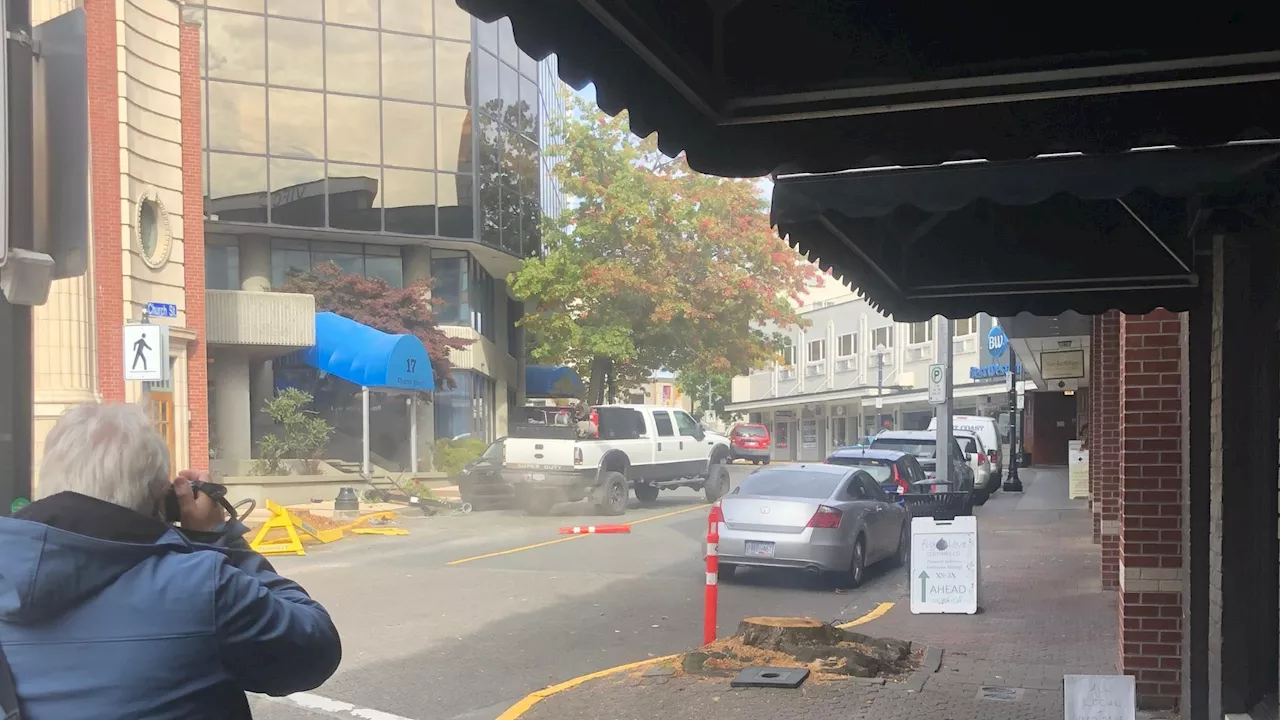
[149,390,177,467]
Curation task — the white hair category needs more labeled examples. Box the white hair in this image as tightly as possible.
[39,403,172,515]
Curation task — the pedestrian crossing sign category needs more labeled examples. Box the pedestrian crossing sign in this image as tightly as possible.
[123,323,169,382]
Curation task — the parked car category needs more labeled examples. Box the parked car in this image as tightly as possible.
[929,415,1003,481]
[824,447,929,497]
[456,438,516,511]
[869,430,975,493]
[714,464,910,588]
[728,423,772,464]
[503,405,732,515]
[954,431,995,503]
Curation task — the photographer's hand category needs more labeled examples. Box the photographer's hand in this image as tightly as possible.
[173,470,226,532]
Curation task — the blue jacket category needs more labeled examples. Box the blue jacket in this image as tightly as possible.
[0,492,342,719]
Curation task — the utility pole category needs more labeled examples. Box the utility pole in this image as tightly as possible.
[874,343,886,435]
[933,317,954,488]
[1003,347,1024,492]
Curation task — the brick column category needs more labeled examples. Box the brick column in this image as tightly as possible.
[1117,311,1184,710]
[180,22,208,469]
[87,0,124,401]
[1096,311,1121,587]
[1089,317,1102,544]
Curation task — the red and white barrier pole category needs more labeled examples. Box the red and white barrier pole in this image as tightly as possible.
[557,524,631,535]
[704,502,724,645]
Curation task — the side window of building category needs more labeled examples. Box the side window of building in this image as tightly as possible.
[653,411,675,437]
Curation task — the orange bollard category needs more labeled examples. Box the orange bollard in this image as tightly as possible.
[704,502,724,645]
[557,524,632,535]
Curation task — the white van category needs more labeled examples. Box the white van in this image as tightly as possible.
[929,415,1003,487]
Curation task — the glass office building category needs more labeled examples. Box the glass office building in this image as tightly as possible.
[191,0,562,448]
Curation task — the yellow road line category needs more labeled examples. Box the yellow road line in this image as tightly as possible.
[836,601,895,628]
[496,601,894,719]
[447,503,710,566]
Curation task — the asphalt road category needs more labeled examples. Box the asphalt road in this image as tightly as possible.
[247,464,911,720]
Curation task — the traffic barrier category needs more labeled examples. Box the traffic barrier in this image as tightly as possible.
[704,502,724,645]
[557,524,631,535]
[249,500,343,556]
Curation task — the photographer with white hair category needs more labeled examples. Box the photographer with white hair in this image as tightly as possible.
[0,403,342,719]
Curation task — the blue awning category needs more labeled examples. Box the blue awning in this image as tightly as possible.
[302,312,434,392]
[525,365,583,398]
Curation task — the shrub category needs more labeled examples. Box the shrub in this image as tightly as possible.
[251,388,334,476]
[433,437,489,476]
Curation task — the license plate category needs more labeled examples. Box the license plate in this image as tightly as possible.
[744,541,775,558]
[530,473,546,482]
[884,485,900,494]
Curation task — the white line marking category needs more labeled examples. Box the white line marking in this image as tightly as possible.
[284,691,418,720]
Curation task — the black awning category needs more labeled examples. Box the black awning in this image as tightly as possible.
[459,0,1280,177]
[771,144,1280,320]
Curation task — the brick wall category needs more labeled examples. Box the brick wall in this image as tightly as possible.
[1117,310,1185,710]
[179,22,208,469]
[87,0,123,401]
[1096,311,1122,588]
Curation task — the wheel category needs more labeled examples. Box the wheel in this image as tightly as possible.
[836,536,868,588]
[961,495,976,516]
[521,492,555,516]
[718,563,737,580]
[634,483,659,504]
[704,465,731,503]
[595,471,629,516]
[763,458,771,465]
[890,522,909,568]
[972,489,990,507]
[751,459,760,466]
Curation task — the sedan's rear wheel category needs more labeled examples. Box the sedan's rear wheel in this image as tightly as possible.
[891,522,909,568]
[838,536,867,588]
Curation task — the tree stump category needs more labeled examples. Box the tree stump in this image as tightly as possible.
[737,617,842,650]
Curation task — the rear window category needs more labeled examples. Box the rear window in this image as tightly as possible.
[733,425,768,438]
[871,438,937,459]
[735,470,843,500]
[825,457,893,484]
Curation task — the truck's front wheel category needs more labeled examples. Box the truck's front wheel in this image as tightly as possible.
[596,472,629,516]
[634,483,659,504]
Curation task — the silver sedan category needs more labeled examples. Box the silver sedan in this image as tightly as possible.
[715,463,910,587]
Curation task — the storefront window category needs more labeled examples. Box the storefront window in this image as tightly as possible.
[206,237,240,290]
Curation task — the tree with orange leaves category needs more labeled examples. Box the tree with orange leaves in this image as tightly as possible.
[511,95,817,404]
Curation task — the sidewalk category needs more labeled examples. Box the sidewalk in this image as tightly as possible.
[519,467,1119,720]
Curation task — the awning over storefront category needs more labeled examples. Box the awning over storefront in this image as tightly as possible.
[525,365,584,398]
[771,143,1280,320]
[458,1,1280,177]
[302,312,434,392]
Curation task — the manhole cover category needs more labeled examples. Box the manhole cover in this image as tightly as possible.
[730,666,810,689]
[977,686,1025,702]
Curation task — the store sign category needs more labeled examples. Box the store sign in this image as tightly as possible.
[1042,349,1085,380]
[775,410,796,420]
[969,362,1022,380]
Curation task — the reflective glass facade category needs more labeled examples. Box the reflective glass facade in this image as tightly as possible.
[192,1,552,257]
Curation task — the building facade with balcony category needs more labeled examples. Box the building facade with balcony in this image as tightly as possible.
[726,288,1014,462]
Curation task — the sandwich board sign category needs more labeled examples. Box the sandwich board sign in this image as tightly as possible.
[910,515,979,614]
[1063,674,1135,720]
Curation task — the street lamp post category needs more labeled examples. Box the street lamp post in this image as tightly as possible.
[1003,347,1024,492]
[874,343,887,435]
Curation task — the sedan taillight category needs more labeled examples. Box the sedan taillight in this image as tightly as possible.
[806,505,843,529]
[891,465,910,494]
[988,450,998,464]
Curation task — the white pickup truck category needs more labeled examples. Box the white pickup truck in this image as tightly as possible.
[502,404,733,516]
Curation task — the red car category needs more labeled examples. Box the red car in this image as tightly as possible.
[729,423,772,464]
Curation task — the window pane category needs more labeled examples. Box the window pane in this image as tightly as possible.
[325,25,379,95]
[267,0,321,20]
[312,241,365,276]
[476,19,497,52]
[518,75,538,137]
[436,39,470,107]
[207,153,268,223]
[325,0,376,28]
[437,172,474,239]
[382,34,433,102]
[271,240,312,286]
[431,251,468,324]
[382,101,435,169]
[269,158,325,227]
[498,18,518,67]
[434,0,472,40]
[436,105,471,172]
[381,0,432,35]
[366,253,404,287]
[268,17,323,89]
[477,115,500,247]
[327,163,382,231]
[383,168,436,236]
[206,10,265,83]
[498,62,518,125]
[519,51,537,79]
[205,243,241,290]
[519,137,541,258]
[269,88,324,159]
[476,50,499,114]
[208,0,263,12]
[498,129,519,254]
[326,95,381,164]
[207,81,265,153]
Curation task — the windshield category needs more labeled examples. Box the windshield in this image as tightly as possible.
[734,470,843,500]
[732,425,768,437]
[825,457,893,484]
[871,438,937,459]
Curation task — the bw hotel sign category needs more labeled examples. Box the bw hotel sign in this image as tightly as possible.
[969,326,1021,380]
